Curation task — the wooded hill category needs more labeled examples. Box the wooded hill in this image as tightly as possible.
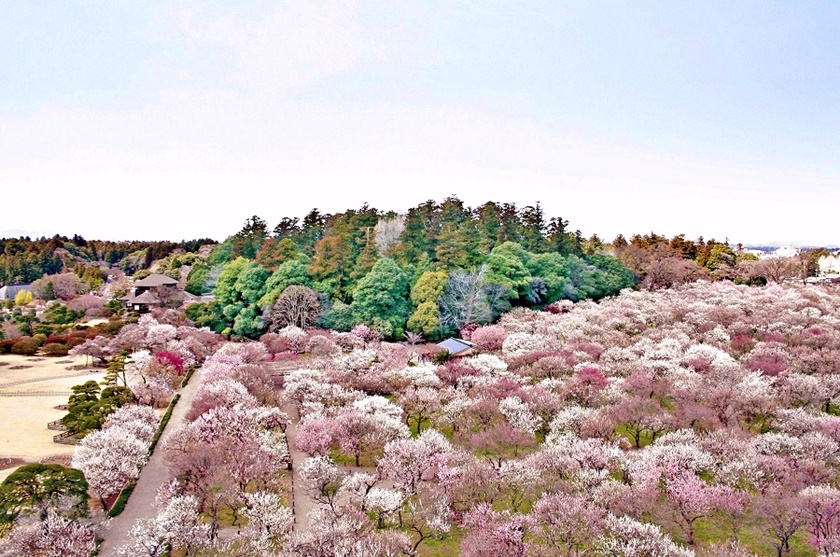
[184,197,637,340]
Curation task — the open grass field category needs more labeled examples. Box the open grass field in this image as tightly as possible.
[0,354,106,483]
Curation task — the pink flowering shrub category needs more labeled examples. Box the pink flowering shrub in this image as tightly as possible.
[470,325,508,351]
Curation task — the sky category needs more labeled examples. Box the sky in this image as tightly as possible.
[1,1,838,245]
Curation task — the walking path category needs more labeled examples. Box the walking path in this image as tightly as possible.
[282,401,316,533]
[96,372,203,557]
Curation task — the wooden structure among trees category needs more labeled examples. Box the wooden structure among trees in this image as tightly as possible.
[121,273,191,312]
[436,337,476,357]
[0,283,31,300]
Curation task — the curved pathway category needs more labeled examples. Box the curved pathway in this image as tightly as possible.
[96,372,203,557]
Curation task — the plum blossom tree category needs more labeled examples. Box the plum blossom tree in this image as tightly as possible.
[460,503,527,557]
[116,494,213,557]
[71,405,156,508]
[379,429,452,496]
[0,506,97,557]
[298,456,345,514]
[800,484,840,553]
[528,492,606,556]
[597,514,694,557]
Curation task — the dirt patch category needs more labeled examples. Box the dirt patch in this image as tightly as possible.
[26,358,46,362]
[0,362,8,367]
[0,354,106,465]
[9,365,32,370]
[55,360,74,364]
[0,457,26,471]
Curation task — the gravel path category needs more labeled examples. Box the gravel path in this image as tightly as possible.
[0,391,72,397]
[96,373,203,557]
[282,402,317,533]
[0,371,93,389]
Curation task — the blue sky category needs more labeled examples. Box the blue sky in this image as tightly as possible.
[1,1,838,244]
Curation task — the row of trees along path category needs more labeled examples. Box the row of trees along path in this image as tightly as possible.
[96,370,203,557]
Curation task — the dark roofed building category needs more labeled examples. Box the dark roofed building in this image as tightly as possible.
[127,290,162,313]
[0,284,31,300]
[123,273,185,312]
[133,273,178,288]
[436,338,476,357]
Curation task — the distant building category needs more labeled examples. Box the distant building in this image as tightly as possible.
[819,255,840,275]
[436,338,476,358]
[0,284,31,300]
[764,246,800,259]
[120,273,194,312]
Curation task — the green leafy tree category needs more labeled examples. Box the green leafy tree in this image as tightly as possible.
[256,237,305,271]
[485,242,533,301]
[410,270,449,307]
[407,270,448,339]
[231,215,269,259]
[435,220,482,269]
[390,200,439,265]
[0,464,89,525]
[11,310,38,336]
[259,259,313,308]
[61,381,136,436]
[102,352,128,387]
[519,202,548,252]
[527,252,575,303]
[351,258,411,339]
[320,299,355,331]
[207,238,234,266]
[214,257,270,338]
[42,281,55,301]
[407,301,441,339]
[185,262,210,295]
[185,301,225,333]
[310,227,356,300]
[44,303,83,325]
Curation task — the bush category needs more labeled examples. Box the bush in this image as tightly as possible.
[42,343,69,357]
[44,335,68,345]
[0,340,15,354]
[433,349,452,365]
[66,336,86,349]
[32,334,47,347]
[107,480,136,517]
[470,325,508,351]
[11,337,39,355]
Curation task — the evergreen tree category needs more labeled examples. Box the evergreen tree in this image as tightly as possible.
[351,258,410,339]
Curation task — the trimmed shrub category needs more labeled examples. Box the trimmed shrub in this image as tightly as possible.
[11,337,39,355]
[0,340,16,354]
[32,334,48,347]
[66,337,87,349]
[43,343,70,357]
[44,335,68,345]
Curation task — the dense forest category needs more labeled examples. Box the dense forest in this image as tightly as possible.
[2,197,831,343]
[183,197,638,340]
[0,236,214,285]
